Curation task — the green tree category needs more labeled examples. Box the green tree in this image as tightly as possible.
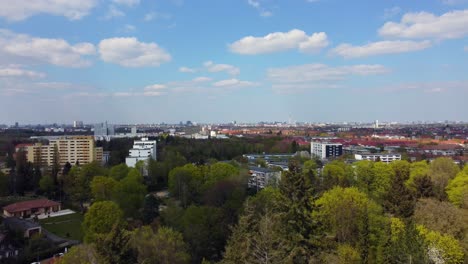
[355,161,393,203]
[418,225,465,264]
[142,195,160,224]
[315,187,384,262]
[315,187,379,244]
[95,223,136,264]
[279,161,320,261]
[83,201,124,243]
[321,161,353,190]
[90,176,117,201]
[168,164,204,207]
[413,198,468,247]
[131,226,190,264]
[181,205,226,262]
[0,171,9,196]
[446,166,468,208]
[203,162,239,190]
[380,218,428,264]
[110,163,130,181]
[383,161,416,218]
[39,174,55,198]
[222,190,290,264]
[429,157,460,200]
[113,174,147,217]
[58,244,99,264]
[64,162,107,209]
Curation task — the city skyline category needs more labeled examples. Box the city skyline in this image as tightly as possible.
[1,0,467,123]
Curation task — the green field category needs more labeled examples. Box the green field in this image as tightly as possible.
[39,213,84,241]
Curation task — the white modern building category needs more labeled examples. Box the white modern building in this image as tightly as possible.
[354,153,401,163]
[311,142,343,160]
[125,138,157,168]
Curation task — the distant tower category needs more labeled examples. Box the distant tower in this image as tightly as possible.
[375,120,379,129]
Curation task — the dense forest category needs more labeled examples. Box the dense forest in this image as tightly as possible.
[1,135,467,263]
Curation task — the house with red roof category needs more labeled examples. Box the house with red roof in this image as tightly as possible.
[3,199,61,218]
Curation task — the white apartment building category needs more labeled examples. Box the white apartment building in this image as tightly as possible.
[311,142,343,160]
[125,138,157,168]
[354,153,401,164]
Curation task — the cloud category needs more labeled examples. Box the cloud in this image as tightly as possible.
[267,64,389,92]
[144,11,172,22]
[0,0,98,21]
[381,80,468,93]
[0,29,95,68]
[103,5,125,20]
[0,67,45,78]
[379,9,468,39]
[143,84,167,96]
[229,29,329,55]
[98,37,171,67]
[193,76,212,82]
[247,0,273,17]
[383,6,401,19]
[212,78,258,88]
[121,24,136,33]
[331,40,432,58]
[179,66,197,73]
[204,61,240,75]
[439,0,468,5]
[112,0,140,6]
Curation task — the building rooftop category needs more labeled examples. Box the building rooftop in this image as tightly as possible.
[249,166,277,173]
[4,217,41,230]
[3,199,60,214]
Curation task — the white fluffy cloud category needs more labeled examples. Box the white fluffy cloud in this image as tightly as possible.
[267,64,389,92]
[112,0,140,6]
[204,61,240,75]
[0,0,98,21]
[98,37,171,67]
[103,5,125,20]
[179,66,197,73]
[0,29,95,67]
[212,79,258,88]
[379,9,468,39]
[0,67,45,78]
[229,29,329,54]
[331,40,432,58]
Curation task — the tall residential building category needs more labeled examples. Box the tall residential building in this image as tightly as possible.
[94,122,115,137]
[311,142,343,160]
[73,121,84,128]
[24,136,103,167]
[125,138,157,168]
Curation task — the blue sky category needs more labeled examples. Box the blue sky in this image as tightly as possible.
[0,0,467,124]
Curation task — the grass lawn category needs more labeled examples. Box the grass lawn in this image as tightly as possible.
[39,213,84,241]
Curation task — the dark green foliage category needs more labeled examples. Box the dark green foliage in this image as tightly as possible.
[383,161,416,218]
[95,223,136,264]
[142,195,160,224]
[280,160,321,261]
[180,205,227,263]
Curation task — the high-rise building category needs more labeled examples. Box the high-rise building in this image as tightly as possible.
[94,122,114,137]
[24,136,103,167]
[125,138,157,168]
[311,142,343,160]
[73,121,84,128]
